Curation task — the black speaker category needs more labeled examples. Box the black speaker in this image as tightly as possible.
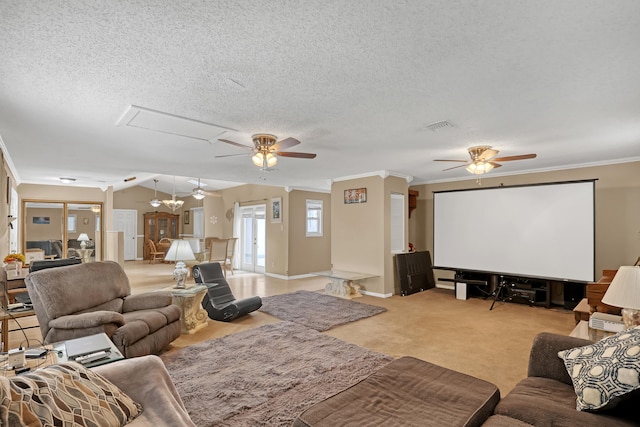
[563,282,585,309]
[395,251,436,296]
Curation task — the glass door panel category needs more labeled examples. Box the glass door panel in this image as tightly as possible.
[240,205,266,273]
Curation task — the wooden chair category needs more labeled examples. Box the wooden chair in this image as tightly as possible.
[147,239,166,264]
[208,239,229,277]
[225,237,238,275]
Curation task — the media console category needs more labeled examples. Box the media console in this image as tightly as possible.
[439,270,586,309]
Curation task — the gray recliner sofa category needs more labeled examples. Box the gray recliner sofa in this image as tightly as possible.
[25,261,181,358]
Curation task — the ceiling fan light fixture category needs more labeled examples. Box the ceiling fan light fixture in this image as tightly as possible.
[266,152,278,167]
[192,178,206,200]
[466,161,494,175]
[252,152,264,167]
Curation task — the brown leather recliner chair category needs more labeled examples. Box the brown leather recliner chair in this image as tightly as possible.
[25,261,181,358]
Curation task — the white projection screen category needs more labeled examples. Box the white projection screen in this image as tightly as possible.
[433,180,595,282]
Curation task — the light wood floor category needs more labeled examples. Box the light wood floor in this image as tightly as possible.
[6,260,576,395]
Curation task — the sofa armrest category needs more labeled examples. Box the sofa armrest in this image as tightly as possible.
[93,355,195,426]
[48,311,125,330]
[123,292,173,312]
[527,332,594,385]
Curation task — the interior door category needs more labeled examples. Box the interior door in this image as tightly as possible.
[113,209,137,260]
[240,205,266,273]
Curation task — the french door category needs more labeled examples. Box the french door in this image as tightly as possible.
[240,205,266,273]
[113,209,137,260]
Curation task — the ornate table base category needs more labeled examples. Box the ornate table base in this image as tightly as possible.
[170,285,209,334]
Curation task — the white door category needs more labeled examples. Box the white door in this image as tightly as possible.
[240,205,266,273]
[113,209,137,260]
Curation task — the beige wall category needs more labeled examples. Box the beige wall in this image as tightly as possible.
[210,185,332,276]
[331,175,409,296]
[287,190,332,276]
[410,161,640,282]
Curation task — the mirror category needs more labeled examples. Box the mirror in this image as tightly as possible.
[22,201,103,263]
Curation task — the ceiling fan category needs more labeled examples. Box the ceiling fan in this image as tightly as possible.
[434,146,537,175]
[216,134,317,169]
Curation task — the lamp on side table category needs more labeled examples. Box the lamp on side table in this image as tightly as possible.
[602,265,640,328]
[164,240,196,289]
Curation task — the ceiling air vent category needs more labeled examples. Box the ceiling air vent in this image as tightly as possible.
[425,120,453,132]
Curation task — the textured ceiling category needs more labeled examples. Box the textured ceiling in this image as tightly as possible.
[1,1,639,195]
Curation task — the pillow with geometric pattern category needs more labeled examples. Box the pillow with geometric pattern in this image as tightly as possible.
[558,326,640,412]
[0,361,142,426]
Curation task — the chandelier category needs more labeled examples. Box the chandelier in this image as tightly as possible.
[149,179,161,208]
[162,177,184,211]
[192,178,206,200]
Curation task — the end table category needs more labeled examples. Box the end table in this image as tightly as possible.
[169,285,209,334]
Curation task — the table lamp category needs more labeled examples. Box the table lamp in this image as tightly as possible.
[164,240,196,289]
[601,265,640,328]
[77,233,90,249]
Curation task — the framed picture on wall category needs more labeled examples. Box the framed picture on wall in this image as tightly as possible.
[33,216,50,224]
[344,188,367,204]
[184,210,190,225]
[271,197,282,223]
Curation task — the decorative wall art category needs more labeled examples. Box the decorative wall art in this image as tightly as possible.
[184,210,190,224]
[344,188,367,204]
[271,197,282,223]
[33,216,50,224]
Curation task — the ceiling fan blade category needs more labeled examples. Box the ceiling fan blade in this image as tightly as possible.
[433,159,468,162]
[218,138,254,150]
[272,137,300,151]
[492,154,537,162]
[442,164,469,171]
[488,162,502,168]
[275,151,317,159]
[478,148,499,161]
[214,153,251,158]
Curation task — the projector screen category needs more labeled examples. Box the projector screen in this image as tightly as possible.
[433,180,595,282]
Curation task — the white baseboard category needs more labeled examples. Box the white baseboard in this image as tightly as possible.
[265,273,316,280]
[361,290,393,298]
[436,283,455,290]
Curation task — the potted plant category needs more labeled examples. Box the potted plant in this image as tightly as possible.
[4,252,26,272]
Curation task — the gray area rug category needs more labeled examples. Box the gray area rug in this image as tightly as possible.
[161,321,392,426]
[259,290,387,331]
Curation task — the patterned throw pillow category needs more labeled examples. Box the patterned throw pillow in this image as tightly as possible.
[558,326,640,411]
[0,362,142,426]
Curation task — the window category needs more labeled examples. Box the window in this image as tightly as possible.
[390,193,405,253]
[67,214,77,233]
[306,200,323,237]
[192,207,204,238]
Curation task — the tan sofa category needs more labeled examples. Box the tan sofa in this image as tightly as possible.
[25,261,181,358]
[94,355,195,426]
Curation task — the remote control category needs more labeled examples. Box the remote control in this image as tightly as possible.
[75,351,109,364]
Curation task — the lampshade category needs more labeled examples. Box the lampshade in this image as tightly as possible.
[602,265,640,328]
[602,266,640,309]
[77,233,90,242]
[164,240,196,262]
